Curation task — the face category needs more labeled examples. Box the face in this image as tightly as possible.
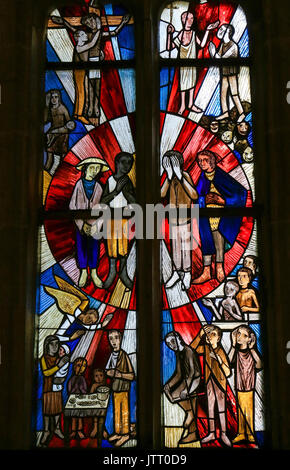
[74,359,87,375]
[94,370,105,384]
[206,329,219,347]
[221,131,233,144]
[244,257,256,274]
[237,122,249,136]
[78,30,88,43]
[217,24,229,40]
[243,146,254,162]
[237,271,250,288]
[79,310,98,325]
[59,346,65,357]
[182,12,194,30]
[236,328,250,346]
[198,154,215,172]
[225,283,236,297]
[48,339,59,355]
[85,164,101,180]
[210,121,219,134]
[51,92,60,106]
[117,156,132,175]
[166,335,178,351]
[84,16,98,30]
[109,332,121,350]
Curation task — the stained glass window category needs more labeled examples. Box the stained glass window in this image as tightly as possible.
[34,1,137,448]
[159,1,264,449]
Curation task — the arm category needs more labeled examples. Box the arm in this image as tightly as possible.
[250,349,263,371]
[122,179,136,204]
[216,348,231,378]
[196,21,220,49]
[40,356,59,377]
[190,331,205,354]
[160,178,170,198]
[166,24,176,51]
[76,29,101,54]
[103,14,130,38]
[242,290,260,313]
[202,298,222,320]
[51,15,78,33]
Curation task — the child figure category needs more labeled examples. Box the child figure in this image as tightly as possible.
[190,325,232,446]
[202,280,243,321]
[90,369,107,444]
[236,267,259,318]
[228,325,262,443]
[67,357,88,439]
[52,344,71,392]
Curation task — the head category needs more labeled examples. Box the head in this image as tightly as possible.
[197,150,217,173]
[114,152,134,176]
[163,150,184,171]
[48,89,61,107]
[165,331,185,352]
[243,146,254,163]
[58,344,70,357]
[237,267,253,288]
[78,308,99,326]
[224,280,239,297]
[221,130,233,144]
[81,13,101,31]
[73,357,87,376]
[108,330,122,351]
[243,255,257,275]
[74,29,88,45]
[181,11,194,30]
[83,163,102,181]
[205,326,221,348]
[43,335,60,356]
[93,368,105,385]
[236,325,256,349]
[209,119,219,134]
[217,23,235,41]
[235,121,251,138]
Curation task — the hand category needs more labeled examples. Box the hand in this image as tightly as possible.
[45,91,51,107]
[116,175,129,193]
[180,389,188,400]
[167,24,175,34]
[70,330,86,341]
[205,193,225,205]
[202,298,214,307]
[241,306,250,312]
[162,156,173,180]
[122,14,131,25]
[101,313,114,328]
[209,41,216,57]
[164,383,170,394]
[249,333,256,349]
[66,120,76,131]
[207,20,220,31]
[51,15,64,25]
[171,155,182,180]
[114,370,122,378]
[83,223,92,236]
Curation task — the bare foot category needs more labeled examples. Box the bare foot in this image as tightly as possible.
[201,432,216,444]
[192,267,211,284]
[216,263,225,282]
[115,434,130,447]
[191,104,202,113]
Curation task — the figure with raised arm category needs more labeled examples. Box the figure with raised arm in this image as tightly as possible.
[166,11,219,114]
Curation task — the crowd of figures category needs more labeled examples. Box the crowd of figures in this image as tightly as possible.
[40,329,135,448]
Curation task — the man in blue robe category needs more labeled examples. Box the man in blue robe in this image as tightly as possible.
[192,150,247,284]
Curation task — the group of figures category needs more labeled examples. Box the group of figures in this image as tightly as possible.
[37,0,263,450]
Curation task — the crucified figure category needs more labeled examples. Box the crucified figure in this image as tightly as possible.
[166,11,219,115]
[51,12,130,125]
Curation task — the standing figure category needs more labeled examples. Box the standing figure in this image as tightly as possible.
[40,335,64,445]
[202,280,243,321]
[89,368,107,443]
[161,150,198,290]
[101,152,136,290]
[190,325,232,446]
[164,332,201,445]
[52,344,71,392]
[236,267,260,317]
[69,157,109,288]
[193,150,247,283]
[67,358,88,439]
[105,330,135,447]
[209,24,245,122]
[166,11,219,114]
[51,13,130,125]
[228,326,262,443]
[45,89,75,173]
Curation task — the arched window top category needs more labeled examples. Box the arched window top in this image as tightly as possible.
[159,1,249,59]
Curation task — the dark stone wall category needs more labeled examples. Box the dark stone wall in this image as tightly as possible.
[0,0,289,449]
